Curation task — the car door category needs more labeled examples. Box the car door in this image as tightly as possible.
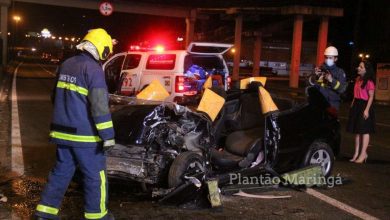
[118,53,143,96]
[141,53,178,94]
[103,54,125,94]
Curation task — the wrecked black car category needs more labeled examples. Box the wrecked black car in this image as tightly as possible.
[106,80,341,193]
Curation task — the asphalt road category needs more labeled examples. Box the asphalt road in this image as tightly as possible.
[0,62,389,219]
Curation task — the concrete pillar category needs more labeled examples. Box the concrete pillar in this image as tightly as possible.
[316,16,329,66]
[232,14,243,81]
[185,9,196,48]
[252,32,262,77]
[290,15,303,88]
[1,5,8,65]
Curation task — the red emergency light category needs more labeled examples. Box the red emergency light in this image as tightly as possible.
[154,45,165,53]
[129,45,141,51]
[129,44,165,52]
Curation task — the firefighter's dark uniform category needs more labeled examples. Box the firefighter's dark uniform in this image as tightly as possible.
[309,64,347,110]
[35,52,114,220]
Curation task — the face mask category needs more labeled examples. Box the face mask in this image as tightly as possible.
[325,59,335,67]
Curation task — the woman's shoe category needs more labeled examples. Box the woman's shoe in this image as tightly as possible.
[349,154,359,162]
[354,155,368,164]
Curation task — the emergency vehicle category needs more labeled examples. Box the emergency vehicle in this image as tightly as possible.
[103,42,232,102]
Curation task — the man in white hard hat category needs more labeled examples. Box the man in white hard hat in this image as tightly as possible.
[308,46,347,110]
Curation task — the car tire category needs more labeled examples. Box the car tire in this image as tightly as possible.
[303,141,334,177]
[168,152,205,188]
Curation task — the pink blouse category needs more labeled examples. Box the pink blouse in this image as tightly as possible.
[354,79,375,100]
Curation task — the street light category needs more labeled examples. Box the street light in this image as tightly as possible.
[12,15,22,59]
[358,53,370,61]
[41,28,51,38]
[13,15,21,23]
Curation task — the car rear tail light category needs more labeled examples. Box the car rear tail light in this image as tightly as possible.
[227,76,232,89]
[175,76,197,95]
[175,76,185,93]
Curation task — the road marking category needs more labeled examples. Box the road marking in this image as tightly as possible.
[306,189,379,220]
[339,116,390,128]
[11,63,24,175]
[39,64,56,77]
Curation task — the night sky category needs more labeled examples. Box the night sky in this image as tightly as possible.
[9,0,390,70]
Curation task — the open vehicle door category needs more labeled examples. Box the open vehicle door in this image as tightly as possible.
[187,42,233,55]
[103,54,126,94]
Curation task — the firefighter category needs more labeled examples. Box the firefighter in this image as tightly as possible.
[35,28,115,220]
[308,46,347,110]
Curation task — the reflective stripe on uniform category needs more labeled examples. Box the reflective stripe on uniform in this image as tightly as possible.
[85,210,108,219]
[50,131,101,142]
[57,81,89,96]
[36,204,59,215]
[96,121,113,130]
[84,171,107,219]
[100,170,107,215]
[333,81,340,90]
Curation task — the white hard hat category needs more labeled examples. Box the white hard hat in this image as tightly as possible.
[324,46,338,56]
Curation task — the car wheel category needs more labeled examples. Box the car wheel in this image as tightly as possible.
[168,152,205,188]
[303,141,334,177]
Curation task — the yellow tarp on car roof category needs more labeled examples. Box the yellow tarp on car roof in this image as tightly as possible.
[258,86,278,114]
[197,89,225,121]
[203,76,213,90]
[136,80,170,101]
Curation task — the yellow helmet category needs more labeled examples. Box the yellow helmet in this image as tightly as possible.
[82,28,113,60]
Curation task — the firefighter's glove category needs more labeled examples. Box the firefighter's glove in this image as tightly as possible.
[103,139,115,152]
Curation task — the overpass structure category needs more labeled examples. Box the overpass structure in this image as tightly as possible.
[0,0,343,88]
[0,0,198,66]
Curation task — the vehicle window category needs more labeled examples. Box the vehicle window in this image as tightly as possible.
[146,54,176,70]
[104,55,125,93]
[184,55,224,72]
[123,54,141,70]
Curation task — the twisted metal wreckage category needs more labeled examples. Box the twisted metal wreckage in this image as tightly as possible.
[105,77,342,208]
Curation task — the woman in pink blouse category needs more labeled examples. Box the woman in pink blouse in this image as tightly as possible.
[347,61,376,163]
